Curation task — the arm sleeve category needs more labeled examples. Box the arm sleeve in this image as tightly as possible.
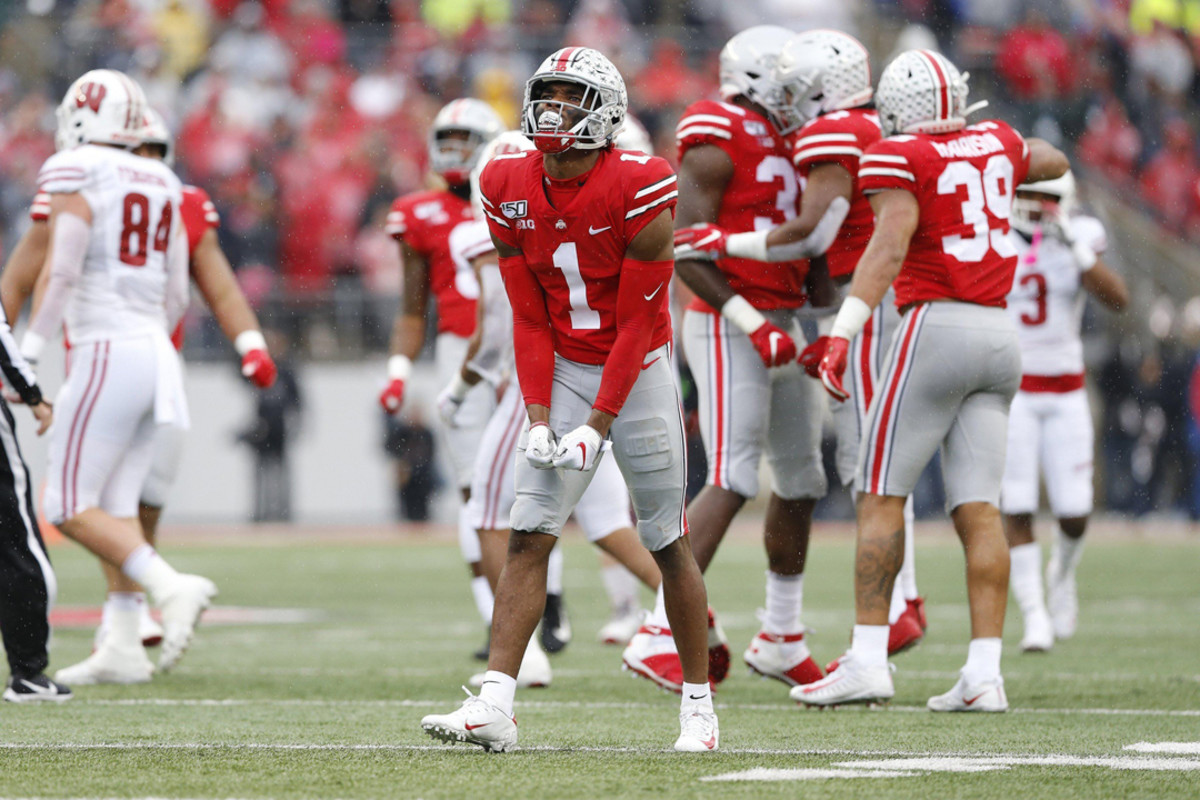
[498,254,555,409]
[593,258,674,417]
[27,211,89,342]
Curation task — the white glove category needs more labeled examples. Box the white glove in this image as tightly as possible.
[552,424,609,471]
[436,373,472,427]
[525,422,558,469]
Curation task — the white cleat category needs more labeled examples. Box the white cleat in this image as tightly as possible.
[54,645,154,686]
[790,651,894,707]
[94,611,166,651]
[1046,560,1078,640]
[469,638,551,689]
[421,688,518,752]
[927,671,1008,712]
[597,606,644,645]
[743,630,824,687]
[674,709,719,752]
[156,574,218,672]
[1020,609,1055,653]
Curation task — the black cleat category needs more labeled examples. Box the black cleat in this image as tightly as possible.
[540,593,572,654]
[3,673,72,703]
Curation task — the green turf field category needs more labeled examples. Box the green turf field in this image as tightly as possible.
[1,527,1198,799]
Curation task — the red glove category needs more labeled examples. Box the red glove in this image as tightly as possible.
[673,223,730,260]
[379,379,404,414]
[798,336,831,378]
[241,349,277,389]
[817,336,851,402]
[748,321,797,368]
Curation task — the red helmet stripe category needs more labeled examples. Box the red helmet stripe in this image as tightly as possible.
[554,47,579,72]
[918,50,950,121]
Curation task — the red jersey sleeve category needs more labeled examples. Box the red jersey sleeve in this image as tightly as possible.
[858,138,920,196]
[29,192,51,223]
[621,154,677,242]
[675,100,743,163]
[180,185,219,257]
[478,156,521,250]
[385,198,408,241]
[982,119,1031,186]
[792,113,870,177]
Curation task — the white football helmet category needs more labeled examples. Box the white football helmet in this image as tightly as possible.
[614,112,653,155]
[1012,171,1077,235]
[139,107,174,166]
[55,69,148,151]
[718,25,795,133]
[875,50,985,137]
[774,30,873,132]
[470,129,536,218]
[429,98,504,185]
[522,47,627,153]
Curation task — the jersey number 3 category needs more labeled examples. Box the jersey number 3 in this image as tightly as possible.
[120,192,173,267]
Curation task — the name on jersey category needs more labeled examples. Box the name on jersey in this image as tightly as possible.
[929,132,1005,160]
[117,166,168,187]
[414,201,451,224]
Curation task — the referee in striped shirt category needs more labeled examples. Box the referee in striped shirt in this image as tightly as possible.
[0,310,68,702]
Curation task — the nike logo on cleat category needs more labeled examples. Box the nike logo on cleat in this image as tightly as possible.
[963,692,988,706]
[18,679,57,696]
[464,722,490,731]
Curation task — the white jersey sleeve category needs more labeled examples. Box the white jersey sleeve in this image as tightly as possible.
[448,219,510,386]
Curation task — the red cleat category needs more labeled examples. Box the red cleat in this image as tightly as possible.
[888,609,924,655]
[909,597,927,631]
[744,631,824,686]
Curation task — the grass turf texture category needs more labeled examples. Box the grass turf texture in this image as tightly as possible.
[1,528,1197,799]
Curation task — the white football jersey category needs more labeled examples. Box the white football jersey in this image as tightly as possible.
[448,218,512,384]
[1005,214,1107,377]
[36,144,184,343]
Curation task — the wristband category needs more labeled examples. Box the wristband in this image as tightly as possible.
[19,332,46,363]
[725,230,770,261]
[387,354,413,380]
[720,294,768,335]
[830,296,873,341]
[234,329,268,357]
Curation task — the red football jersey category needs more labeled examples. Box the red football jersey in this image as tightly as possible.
[858,121,1031,308]
[386,190,477,337]
[171,185,222,349]
[675,100,807,313]
[479,147,677,366]
[791,108,881,279]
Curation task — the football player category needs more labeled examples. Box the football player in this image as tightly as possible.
[674,30,927,659]
[378,98,504,655]
[1001,171,1128,651]
[628,26,836,694]
[797,50,1069,711]
[17,70,219,683]
[422,47,717,753]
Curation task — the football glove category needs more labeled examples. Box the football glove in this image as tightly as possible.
[817,336,851,402]
[798,335,832,378]
[379,379,405,414]
[748,321,798,368]
[525,422,558,469]
[552,424,608,471]
[436,374,471,427]
[241,349,277,389]
[673,223,728,261]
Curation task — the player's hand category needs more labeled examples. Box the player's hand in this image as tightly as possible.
[673,224,729,261]
[525,422,558,469]
[817,336,851,402]
[748,321,798,368]
[30,401,52,436]
[379,379,405,414]
[798,335,832,378]
[552,424,607,471]
[241,349,277,389]
[436,377,470,428]
[0,379,23,405]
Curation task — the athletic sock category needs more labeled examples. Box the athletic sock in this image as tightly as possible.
[849,624,889,668]
[963,637,1003,685]
[470,575,494,625]
[762,571,803,634]
[888,578,907,625]
[1010,542,1047,621]
[121,545,180,600]
[648,585,669,629]
[546,545,564,596]
[899,495,919,600]
[478,670,517,717]
[601,564,639,614]
[107,597,142,650]
[1053,529,1085,579]
[680,681,714,714]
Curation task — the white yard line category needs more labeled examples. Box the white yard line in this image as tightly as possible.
[1125,742,1200,754]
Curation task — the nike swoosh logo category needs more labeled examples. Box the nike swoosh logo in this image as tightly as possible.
[703,735,717,749]
[589,225,612,235]
[464,722,490,731]
[687,693,708,700]
[768,331,784,360]
[19,679,56,695]
[963,692,988,706]
[643,283,663,302]
[641,357,661,371]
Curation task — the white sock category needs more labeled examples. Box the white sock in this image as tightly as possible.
[601,564,639,614]
[470,575,494,624]
[1053,529,1085,578]
[849,624,889,668]
[121,545,179,601]
[762,571,803,634]
[648,585,669,628]
[680,681,713,714]
[546,545,564,596]
[477,669,517,717]
[963,637,1002,684]
[888,578,907,625]
[899,495,918,600]
[107,600,142,650]
[1010,542,1047,621]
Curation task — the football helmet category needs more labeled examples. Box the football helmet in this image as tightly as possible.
[614,112,653,155]
[428,98,504,185]
[139,107,174,166]
[875,50,985,137]
[470,129,535,218]
[522,47,627,153]
[774,30,873,132]
[1012,171,1077,235]
[55,69,148,151]
[718,25,795,133]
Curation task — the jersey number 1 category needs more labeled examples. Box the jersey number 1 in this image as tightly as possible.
[120,192,173,267]
[552,242,601,330]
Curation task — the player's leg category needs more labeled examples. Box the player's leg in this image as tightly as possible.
[595,553,645,645]
[1041,388,1095,640]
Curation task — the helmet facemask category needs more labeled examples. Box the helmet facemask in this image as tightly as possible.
[430,128,487,185]
[523,77,621,154]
